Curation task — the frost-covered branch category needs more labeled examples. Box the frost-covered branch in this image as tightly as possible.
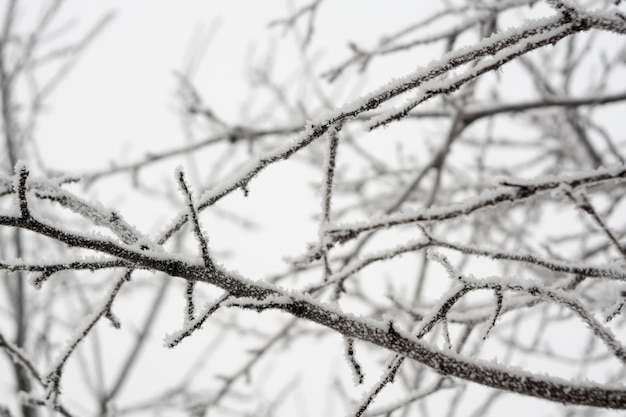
[2,202,626,408]
[3,1,626,415]
[326,164,626,242]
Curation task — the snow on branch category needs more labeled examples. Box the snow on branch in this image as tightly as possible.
[157,9,626,247]
[426,235,626,281]
[427,252,626,366]
[2,205,625,408]
[325,164,626,243]
[3,2,626,415]
[0,169,150,247]
[164,292,231,348]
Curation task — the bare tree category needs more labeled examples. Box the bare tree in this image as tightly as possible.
[2,0,626,416]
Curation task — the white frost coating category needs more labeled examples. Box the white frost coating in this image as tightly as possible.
[153,249,626,405]
[415,281,467,336]
[162,330,183,348]
[197,121,319,207]
[162,293,229,348]
[2,4,626,412]
[12,170,155,247]
[342,336,363,386]
[401,292,533,324]
[495,163,626,187]
[427,258,626,365]
[366,20,570,130]
[222,294,293,308]
[173,165,185,185]
[413,323,626,391]
[432,237,626,281]
[327,163,626,237]
[427,250,457,279]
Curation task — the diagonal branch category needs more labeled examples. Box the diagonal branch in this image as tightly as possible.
[1,212,626,408]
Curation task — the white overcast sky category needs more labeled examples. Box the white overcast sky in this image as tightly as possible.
[31,1,437,172]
